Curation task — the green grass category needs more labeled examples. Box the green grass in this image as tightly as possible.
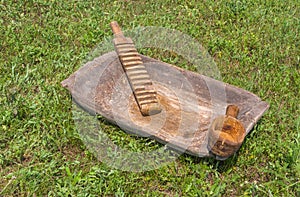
[0,0,299,196]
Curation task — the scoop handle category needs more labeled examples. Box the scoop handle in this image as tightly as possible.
[226,105,239,118]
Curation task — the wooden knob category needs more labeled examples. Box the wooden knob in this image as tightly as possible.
[226,104,239,118]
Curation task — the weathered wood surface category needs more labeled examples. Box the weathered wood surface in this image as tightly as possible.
[62,51,269,159]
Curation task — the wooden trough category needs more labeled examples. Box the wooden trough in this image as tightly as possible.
[62,22,269,160]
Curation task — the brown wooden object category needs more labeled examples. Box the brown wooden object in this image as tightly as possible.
[61,51,269,160]
[110,21,161,116]
[208,105,246,158]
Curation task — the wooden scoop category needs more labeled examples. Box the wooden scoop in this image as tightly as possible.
[208,105,246,158]
[110,21,162,116]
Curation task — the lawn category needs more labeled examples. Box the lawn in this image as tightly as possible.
[0,0,299,196]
